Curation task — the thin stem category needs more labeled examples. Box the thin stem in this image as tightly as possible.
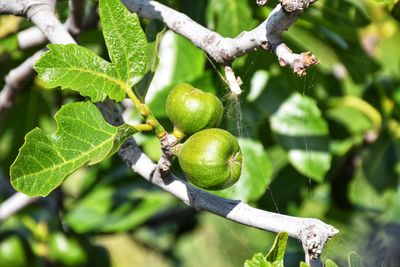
[126,87,166,138]
[172,127,186,140]
[130,123,154,132]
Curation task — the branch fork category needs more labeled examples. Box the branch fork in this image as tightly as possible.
[155,133,179,179]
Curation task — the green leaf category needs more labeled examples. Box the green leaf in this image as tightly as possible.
[325,259,339,267]
[271,94,328,137]
[34,44,126,102]
[348,251,365,267]
[348,167,385,211]
[0,86,53,173]
[244,253,271,267]
[10,101,138,196]
[34,0,149,102]
[265,232,288,266]
[288,150,331,182]
[133,20,165,100]
[207,0,257,37]
[99,0,148,86]
[65,184,175,233]
[271,93,331,181]
[0,34,18,53]
[328,96,382,132]
[299,262,310,267]
[217,138,272,202]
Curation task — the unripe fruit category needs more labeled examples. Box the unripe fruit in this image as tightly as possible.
[177,128,242,190]
[166,83,223,137]
[0,236,27,267]
[49,233,87,267]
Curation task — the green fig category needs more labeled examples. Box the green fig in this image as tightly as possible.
[49,233,87,267]
[166,83,223,138]
[0,235,28,267]
[177,128,242,190]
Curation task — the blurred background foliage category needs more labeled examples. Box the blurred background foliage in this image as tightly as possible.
[1,0,400,266]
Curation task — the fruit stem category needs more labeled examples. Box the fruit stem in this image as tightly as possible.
[172,127,186,140]
[172,143,182,156]
[126,87,166,138]
[129,123,154,132]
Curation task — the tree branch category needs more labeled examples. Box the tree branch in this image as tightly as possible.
[122,0,319,76]
[0,50,43,119]
[0,0,81,118]
[17,0,86,50]
[0,192,40,220]
[98,100,338,260]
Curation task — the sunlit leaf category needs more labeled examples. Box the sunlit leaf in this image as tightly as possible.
[99,0,148,85]
[271,93,331,181]
[35,44,126,102]
[10,102,138,196]
[244,253,271,267]
[325,259,339,267]
[34,0,149,102]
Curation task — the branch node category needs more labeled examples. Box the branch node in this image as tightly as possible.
[292,52,319,76]
[299,219,339,260]
[256,0,268,6]
[302,51,319,67]
[260,40,272,51]
[278,58,287,67]
[25,0,55,20]
[279,0,316,13]
[155,134,179,178]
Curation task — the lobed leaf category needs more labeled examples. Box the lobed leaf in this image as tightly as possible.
[133,20,165,100]
[99,0,149,86]
[10,102,138,196]
[34,44,127,102]
[34,0,149,102]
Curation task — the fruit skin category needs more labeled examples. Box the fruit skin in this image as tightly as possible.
[177,128,242,190]
[0,235,28,267]
[166,83,223,136]
[49,233,87,267]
